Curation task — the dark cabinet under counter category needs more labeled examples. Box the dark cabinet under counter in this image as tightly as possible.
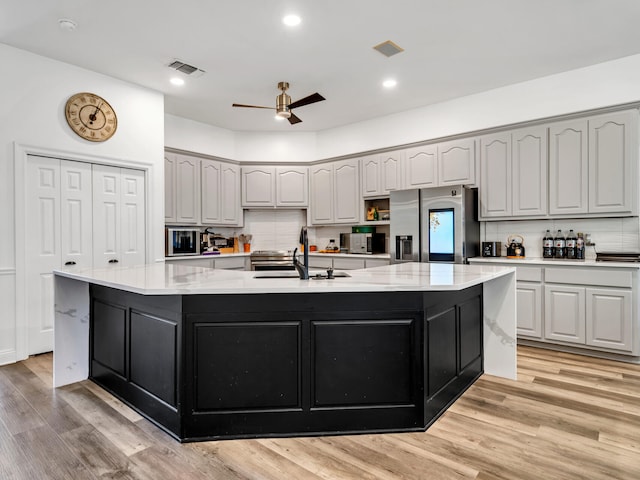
[89,284,483,442]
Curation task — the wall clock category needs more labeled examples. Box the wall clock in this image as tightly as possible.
[65,92,118,142]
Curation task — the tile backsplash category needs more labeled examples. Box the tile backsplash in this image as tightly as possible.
[482,217,640,258]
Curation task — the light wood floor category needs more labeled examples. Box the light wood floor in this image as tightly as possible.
[1,346,639,479]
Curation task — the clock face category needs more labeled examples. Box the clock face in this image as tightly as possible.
[65,92,118,142]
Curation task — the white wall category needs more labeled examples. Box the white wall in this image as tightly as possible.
[164,113,235,159]
[0,43,165,364]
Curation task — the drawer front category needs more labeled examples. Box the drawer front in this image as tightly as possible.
[214,256,247,270]
[365,258,390,269]
[516,266,543,282]
[545,267,632,288]
[333,257,366,270]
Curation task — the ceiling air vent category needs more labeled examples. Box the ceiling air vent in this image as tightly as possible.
[168,60,206,78]
[373,40,404,58]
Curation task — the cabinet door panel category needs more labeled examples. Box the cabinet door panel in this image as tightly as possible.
[361,156,381,197]
[549,120,588,215]
[381,152,403,193]
[588,111,637,214]
[517,283,542,338]
[586,288,632,351]
[480,133,511,218]
[333,160,360,223]
[221,164,241,225]
[242,167,275,207]
[438,139,475,186]
[405,145,437,188]
[201,160,221,224]
[513,126,547,216]
[276,167,308,207]
[164,154,177,222]
[176,155,200,224]
[310,165,333,224]
[544,285,585,344]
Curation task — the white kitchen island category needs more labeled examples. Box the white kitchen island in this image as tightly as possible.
[53,262,516,441]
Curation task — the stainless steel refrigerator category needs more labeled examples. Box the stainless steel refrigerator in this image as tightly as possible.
[390,185,480,264]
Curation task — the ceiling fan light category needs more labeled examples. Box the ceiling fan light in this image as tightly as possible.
[276,109,291,119]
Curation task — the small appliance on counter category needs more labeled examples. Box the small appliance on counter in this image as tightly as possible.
[340,227,385,254]
[506,235,525,259]
[166,227,201,256]
[482,241,502,257]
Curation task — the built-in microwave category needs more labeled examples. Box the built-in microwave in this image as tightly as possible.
[166,228,201,256]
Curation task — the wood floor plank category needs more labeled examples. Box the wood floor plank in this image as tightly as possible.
[2,346,640,479]
[57,383,152,456]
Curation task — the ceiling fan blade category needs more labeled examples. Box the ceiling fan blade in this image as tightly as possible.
[288,93,325,110]
[232,103,274,109]
[288,112,303,125]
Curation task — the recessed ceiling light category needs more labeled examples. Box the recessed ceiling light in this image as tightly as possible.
[170,77,185,86]
[58,18,77,31]
[383,79,397,89]
[282,14,301,26]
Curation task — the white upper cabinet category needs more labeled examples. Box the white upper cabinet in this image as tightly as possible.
[512,126,548,216]
[404,145,437,189]
[310,159,360,224]
[480,132,512,218]
[333,159,360,223]
[201,160,222,224]
[361,155,381,197]
[241,165,308,207]
[480,126,547,219]
[276,166,308,207]
[550,110,638,217]
[203,160,241,226]
[588,110,637,214]
[241,166,276,207]
[164,153,177,222]
[175,154,201,224]
[309,164,333,224]
[220,163,242,225]
[437,138,476,186]
[361,152,403,197]
[549,119,589,215]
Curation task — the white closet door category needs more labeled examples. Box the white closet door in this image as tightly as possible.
[25,155,61,354]
[120,168,146,266]
[92,164,121,268]
[60,160,93,268]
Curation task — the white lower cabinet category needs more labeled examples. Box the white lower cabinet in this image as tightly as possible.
[469,259,637,356]
[517,283,543,338]
[308,256,389,270]
[544,285,586,344]
[586,288,632,351]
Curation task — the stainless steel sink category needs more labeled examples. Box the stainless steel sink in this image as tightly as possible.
[253,271,351,279]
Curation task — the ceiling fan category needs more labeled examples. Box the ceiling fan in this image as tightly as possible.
[232,82,325,125]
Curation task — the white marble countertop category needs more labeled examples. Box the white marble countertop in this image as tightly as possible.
[164,252,390,260]
[468,256,640,269]
[54,262,514,295]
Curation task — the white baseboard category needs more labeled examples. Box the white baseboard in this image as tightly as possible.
[0,349,17,366]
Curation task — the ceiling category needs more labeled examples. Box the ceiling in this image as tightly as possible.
[2,1,640,132]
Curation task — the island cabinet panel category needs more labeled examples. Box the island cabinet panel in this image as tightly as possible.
[89,286,183,437]
[423,286,483,425]
[194,321,301,410]
[89,286,483,442]
[312,320,415,407]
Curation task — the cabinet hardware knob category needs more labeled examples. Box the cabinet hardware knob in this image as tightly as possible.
[108,259,119,264]
[64,261,76,266]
